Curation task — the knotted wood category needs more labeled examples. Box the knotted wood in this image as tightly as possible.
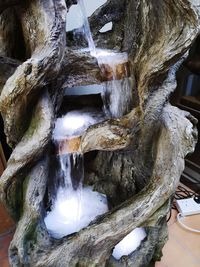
[0,0,199,266]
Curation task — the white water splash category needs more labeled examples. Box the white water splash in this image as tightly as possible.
[53,109,105,140]
[112,228,147,260]
[96,49,128,66]
[45,186,108,239]
[45,79,144,259]
[45,110,108,239]
[46,2,143,255]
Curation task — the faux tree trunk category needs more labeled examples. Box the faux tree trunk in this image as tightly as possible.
[0,0,199,266]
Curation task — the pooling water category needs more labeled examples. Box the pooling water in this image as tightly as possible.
[76,0,133,118]
[45,185,108,239]
[45,109,146,258]
[112,228,147,260]
[45,3,145,257]
[53,109,105,140]
[45,110,108,238]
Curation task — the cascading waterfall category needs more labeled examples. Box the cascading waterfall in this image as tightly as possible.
[58,144,85,191]
[78,0,133,118]
[96,51,133,118]
[45,110,108,239]
[102,78,132,118]
[45,1,146,259]
[78,0,97,56]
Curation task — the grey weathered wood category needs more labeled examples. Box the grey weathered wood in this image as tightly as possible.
[0,0,67,147]
[0,56,20,93]
[0,91,53,219]
[34,105,197,267]
[0,0,20,14]
[0,0,199,266]
[9,156,50,266]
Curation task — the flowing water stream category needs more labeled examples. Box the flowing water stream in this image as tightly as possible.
[78,0,133,118]
[45,109,108,239]
[45,0,145,258]
[78,0,97,56]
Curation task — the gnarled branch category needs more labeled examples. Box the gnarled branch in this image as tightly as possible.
[35,105,197,267]
[0,56,20,93]
[0,91,53,219]
[0,0,67,147]
[0,0,20,14]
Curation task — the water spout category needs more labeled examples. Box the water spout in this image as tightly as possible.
[47,0,134,241]
[75,2,133,118]
[78,0,97,56]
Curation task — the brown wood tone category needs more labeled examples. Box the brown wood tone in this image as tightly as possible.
[156,211,200,267]
[156,183,200,267]
[0,143,6,173]
[171,37,200,188]
[0,1,199,266]
[0,156,4,176]
[57,137,81,154]
[0,203,15,235]
[0,142,15,236]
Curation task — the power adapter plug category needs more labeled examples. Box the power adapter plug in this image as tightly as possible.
[176,197,200,216]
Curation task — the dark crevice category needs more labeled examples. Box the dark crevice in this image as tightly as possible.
[0,114,12,160]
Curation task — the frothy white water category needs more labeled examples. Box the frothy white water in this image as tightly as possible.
[53,109,105,140]
[45,186,108,239]
[96,49,128,67]
[46,110,146,257]
[46,2,139,254]
[79,48,128,67]
[45,110,108,239]
[112,228,147,260]
[69,1,132,118]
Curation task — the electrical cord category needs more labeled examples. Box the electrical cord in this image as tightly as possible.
[177,213,200,234]
[174,185,196,199]
[166,204,177,222]
[167,183,200,223]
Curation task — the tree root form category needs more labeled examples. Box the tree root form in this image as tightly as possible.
[0,0,199,266]
[7,104,197,267]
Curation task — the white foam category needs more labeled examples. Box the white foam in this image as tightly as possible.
[53,110,104,140]
[112,228,147,260]
[79,48,128,65]
[96,50,128,67]
[45,186,108,239]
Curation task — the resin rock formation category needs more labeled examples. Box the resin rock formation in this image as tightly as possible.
[0,0,199,266]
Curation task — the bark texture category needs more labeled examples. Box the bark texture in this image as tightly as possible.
[0,0,199,266]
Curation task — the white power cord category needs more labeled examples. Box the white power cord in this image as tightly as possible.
[177,213,200,234]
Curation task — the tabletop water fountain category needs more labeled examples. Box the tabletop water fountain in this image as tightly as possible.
[0,0,199,266]
[45,0,145,256]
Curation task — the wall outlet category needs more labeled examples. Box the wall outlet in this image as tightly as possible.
[176,197,200,216]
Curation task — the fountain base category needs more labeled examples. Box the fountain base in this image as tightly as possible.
[45,186,108,239]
